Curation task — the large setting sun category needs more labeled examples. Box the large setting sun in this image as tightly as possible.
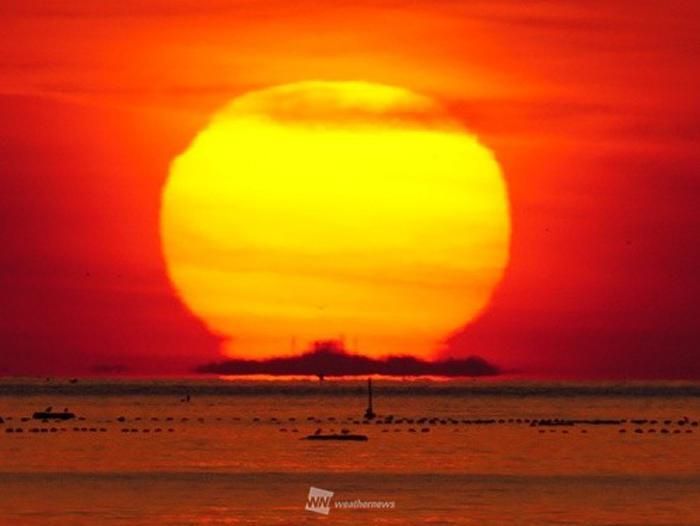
[160,81,510,359]
[6,3,700,524]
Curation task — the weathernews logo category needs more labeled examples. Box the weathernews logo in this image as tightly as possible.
[305,487,335,515]
[305,486,396,515]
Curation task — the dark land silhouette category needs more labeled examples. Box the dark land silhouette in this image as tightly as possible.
[195,340,500,377]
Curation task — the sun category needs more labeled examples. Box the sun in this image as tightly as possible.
[160,81,510,360]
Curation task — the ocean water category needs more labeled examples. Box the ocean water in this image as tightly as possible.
[1,378,700,525]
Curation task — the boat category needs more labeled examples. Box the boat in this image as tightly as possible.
[32,407,76,421]
[303,433,368,441]
[300,377,375,442]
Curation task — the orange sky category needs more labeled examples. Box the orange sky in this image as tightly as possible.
[1,1,700,376]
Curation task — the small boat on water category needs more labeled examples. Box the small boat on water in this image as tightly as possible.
[32,407,76,421]
[300,378,375,442]
[304,433,368,441]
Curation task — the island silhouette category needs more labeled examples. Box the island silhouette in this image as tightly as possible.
[196,340,499,377]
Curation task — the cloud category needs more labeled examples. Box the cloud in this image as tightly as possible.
[213,80,451,130]
[0,1,252,18]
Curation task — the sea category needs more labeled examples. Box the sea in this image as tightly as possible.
[1,377,700,525]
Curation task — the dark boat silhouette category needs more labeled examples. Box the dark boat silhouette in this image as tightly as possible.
[303,433,368,441]
[300,377,374,441]
[303,426,368,441]
[32,407,76,421]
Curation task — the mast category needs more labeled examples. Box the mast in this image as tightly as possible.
[364,378,376,419]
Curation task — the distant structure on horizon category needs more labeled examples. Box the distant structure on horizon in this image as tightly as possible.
[195,338,500,378]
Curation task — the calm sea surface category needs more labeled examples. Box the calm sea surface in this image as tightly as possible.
[1,378,700,525]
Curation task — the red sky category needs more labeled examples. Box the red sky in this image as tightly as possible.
[1,1,699,377]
